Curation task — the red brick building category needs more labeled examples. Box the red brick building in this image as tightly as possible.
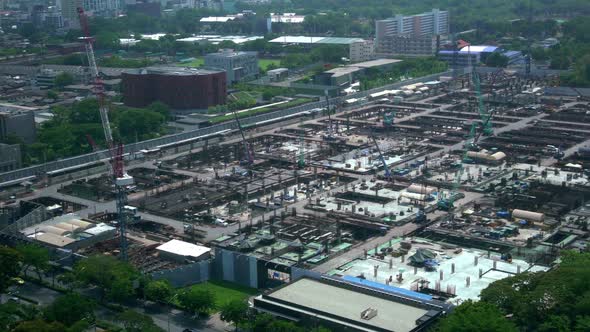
[121,67,227,110]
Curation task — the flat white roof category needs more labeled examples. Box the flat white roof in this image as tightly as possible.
[268,278,429,332]
[156,239,210,258]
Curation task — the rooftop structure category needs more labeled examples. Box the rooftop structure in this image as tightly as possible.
[269,36,364,45]
[23,214,116,249]
[156,239,211,262]
[270,13,305,23]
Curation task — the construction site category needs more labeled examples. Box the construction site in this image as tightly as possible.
[3,65,590,307]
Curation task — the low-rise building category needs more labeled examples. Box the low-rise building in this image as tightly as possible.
[349,39,375,62]
[0,143,21,172]
[315,59,402,87]
[0,105,37,143]
[377,35,438,56]
[204,49,259,84]
[254,277,447,332]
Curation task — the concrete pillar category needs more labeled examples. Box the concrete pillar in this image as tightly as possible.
[466,276,470,287]
[474,256,479,266]
[389,258,393,269]
[401,255,405,263]
[414,266,417,275]
[517,265,521,274]
[451,263,455,274]
[479,268,483,279]
[374,265,378,278]
[493,260,497,270]
[363,249,367,259]
[440,270,444,281]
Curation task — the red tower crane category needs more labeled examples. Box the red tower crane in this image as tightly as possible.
[78,7,133,260]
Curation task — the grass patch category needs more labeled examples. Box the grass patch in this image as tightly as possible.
[259,58,281,71]
[178,57,204,67]
[209,98,312,124]
[181,280,258,311]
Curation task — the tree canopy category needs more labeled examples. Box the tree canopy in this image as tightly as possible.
[0,246,22,293]
[44,293,95,327]
[438,251,590,332]
[73,255,139,302]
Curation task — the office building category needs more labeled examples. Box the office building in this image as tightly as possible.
[121,66,226,110]
[204,49,259,84]
[0,144,21,172]
[349,39,375,62]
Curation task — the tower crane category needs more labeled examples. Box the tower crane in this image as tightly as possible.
[78,7,133,260]
[370,136,391,180]
[472,70,494,136]
[231,109,254,166]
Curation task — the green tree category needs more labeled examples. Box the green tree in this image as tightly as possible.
[73,255,139,302]
[16,244,49,281]
[12,319,65,332]
[219,299,249,331]
[95,31,120,50]
[47,90,58,100]
[147,101,171,120]
[436,300,518,332]
[53,72,74,89]
[538,315,571,332]
[144,280,173,303]
[0,301,41,331]
[485,53,509,68]
[116,309,164,332]
[0,246,22,293]
[177,287,215,315]
[44,293,95,327]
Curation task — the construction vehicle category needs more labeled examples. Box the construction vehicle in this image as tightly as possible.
[78,7,134,260]
[383,111,395,127]
[370,136,392,180]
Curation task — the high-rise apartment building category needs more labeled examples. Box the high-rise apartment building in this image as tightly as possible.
[83,0,122,17]
[376,9,449,39]
[58,0,82,28]
[375,9,449,56]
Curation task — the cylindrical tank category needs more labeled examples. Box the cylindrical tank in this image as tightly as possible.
[407,184,435,194]
[512,209,544,223]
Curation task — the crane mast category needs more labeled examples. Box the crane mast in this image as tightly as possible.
[78,7,132,260]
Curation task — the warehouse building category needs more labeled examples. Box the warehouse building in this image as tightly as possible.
[121,66,226,111]
[314,59,402,87]
[254,277,447,332]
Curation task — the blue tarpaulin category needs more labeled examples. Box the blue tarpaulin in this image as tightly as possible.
[341,275,433,301]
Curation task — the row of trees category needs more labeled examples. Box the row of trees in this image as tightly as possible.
[6,100,169,166]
